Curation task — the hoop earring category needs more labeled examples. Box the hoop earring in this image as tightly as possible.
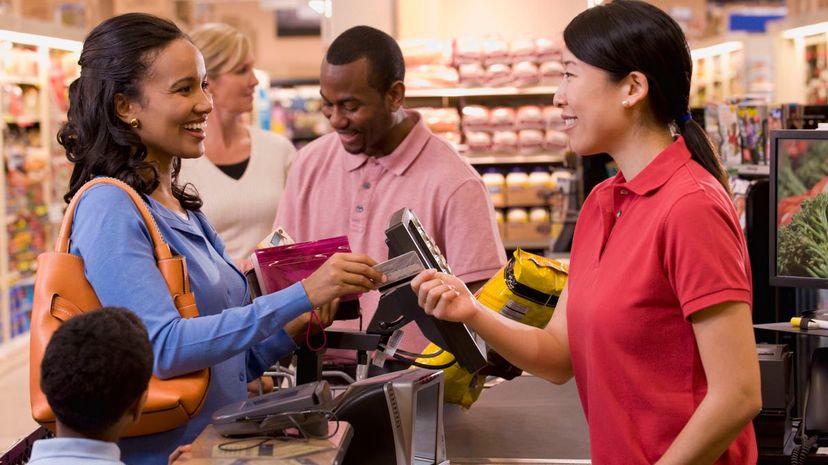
[129,118,140,129]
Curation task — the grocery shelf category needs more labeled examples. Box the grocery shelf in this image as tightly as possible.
[494,203,557,209]
[406,85,557,98]
[735,164,769,176]
[4,271,35,288]
[0,76,40,86]
[465,152,566,165]
[4,117,40,126]
[503,240,552,250]
[0,31,80,345]
[10,274,35,288]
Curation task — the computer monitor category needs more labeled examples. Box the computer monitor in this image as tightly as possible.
[331,368,447,465]
[769,129,828,288]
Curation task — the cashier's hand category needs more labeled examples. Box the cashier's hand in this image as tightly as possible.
[412,270,479,324]
[168,444,192,465]
[302,253,385,308]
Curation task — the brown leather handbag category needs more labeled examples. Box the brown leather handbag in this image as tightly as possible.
[29,177,210,437]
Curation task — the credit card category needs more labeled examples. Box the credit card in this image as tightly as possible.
[373,251,425,289]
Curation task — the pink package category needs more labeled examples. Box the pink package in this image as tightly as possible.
[251,235,360,301]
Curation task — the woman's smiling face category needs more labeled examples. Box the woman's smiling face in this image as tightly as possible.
[555,47,629,157]
[125,38,213,161]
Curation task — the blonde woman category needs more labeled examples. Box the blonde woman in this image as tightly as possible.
[180,23,294,271]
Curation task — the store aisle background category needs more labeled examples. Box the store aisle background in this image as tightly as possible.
[0,336,38,451]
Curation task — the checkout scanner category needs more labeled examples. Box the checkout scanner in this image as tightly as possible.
[366,208,487,374]
[212,380,332,438]
[211,368,447,465]
[213,209,482,464]
[296,207,488,385]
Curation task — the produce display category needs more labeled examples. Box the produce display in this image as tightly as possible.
[776,139,828,278]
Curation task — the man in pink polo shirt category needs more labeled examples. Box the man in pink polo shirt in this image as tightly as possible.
[275,25,505,363]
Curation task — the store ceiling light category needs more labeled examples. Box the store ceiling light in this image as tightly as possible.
[0,29,81,51]
[307,0,331,18]
[782,22,828,39]
[690,41,742,59]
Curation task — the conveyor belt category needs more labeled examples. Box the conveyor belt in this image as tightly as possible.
[444,375,590,463]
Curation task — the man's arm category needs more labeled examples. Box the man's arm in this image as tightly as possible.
[441,178,507,284]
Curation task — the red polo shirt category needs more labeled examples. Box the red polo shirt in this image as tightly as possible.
[567,137,755,464]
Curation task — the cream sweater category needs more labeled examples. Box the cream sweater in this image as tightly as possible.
[179,126,295,263]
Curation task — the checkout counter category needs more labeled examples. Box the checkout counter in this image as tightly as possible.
[189,371,591,465]
[189,208,590,464]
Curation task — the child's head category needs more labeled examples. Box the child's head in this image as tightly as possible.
[41,307,153,438]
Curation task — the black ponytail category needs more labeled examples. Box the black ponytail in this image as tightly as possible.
[564,0,730,194]
[677,117,731,194]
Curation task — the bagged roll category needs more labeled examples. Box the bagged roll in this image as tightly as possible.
[516,105,545,130]
[461,105,490,130]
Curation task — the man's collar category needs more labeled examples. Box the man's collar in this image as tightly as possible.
[342,110,428,175]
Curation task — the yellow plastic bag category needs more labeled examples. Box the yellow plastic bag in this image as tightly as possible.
[416,249,568,408]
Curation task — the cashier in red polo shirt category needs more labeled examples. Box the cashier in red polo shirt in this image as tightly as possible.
[563,134,756,464]
[411,3,761,464]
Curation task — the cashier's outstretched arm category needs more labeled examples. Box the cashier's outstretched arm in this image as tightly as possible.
[411,269,573,384]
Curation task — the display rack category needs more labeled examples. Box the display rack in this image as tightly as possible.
[772,12,828,105]
[405,85,571,252]
[407,85,558,108]
[0,24,81,345]
[267,82,573,253]
[689,34,775,107]
[465,152,565,166]
[269,84,332,148]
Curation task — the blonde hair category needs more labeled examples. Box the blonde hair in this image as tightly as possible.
[189,23,251,77]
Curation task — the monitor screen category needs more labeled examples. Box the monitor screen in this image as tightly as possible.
[412,380,440,465]
[769,129,828,288]
[332,368,446,465]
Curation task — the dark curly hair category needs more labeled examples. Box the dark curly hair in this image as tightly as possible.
[59,13,202,209]
[41,307,153,435]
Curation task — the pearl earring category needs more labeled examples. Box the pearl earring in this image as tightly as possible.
[621,100,630,108]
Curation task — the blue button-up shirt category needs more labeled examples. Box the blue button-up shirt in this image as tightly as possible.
[69,184,311,465]
[28,438,125,465]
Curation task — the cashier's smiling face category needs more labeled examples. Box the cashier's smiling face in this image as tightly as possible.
[320,57,396,156]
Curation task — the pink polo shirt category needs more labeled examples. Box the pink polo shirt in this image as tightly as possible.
[275,110,506,352]
[567,137,756,464]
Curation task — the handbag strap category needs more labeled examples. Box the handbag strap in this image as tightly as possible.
[56,177,173,261]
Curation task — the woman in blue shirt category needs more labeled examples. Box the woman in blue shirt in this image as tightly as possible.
[57,13,384,464]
